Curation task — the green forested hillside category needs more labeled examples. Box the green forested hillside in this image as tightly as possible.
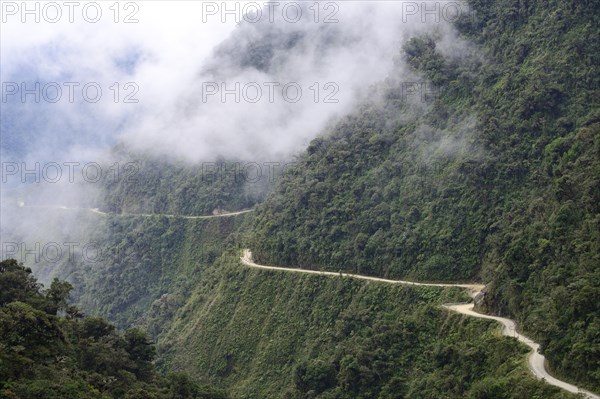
[0,259,225,399]
[157,253,573,399]
[70,214,249,332]
[250,0,600,390]
[0,159,253,332]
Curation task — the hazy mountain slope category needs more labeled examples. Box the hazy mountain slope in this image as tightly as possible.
[0,152,258,333]
[100,152,269,216]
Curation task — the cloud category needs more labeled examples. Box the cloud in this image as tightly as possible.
[2,1,468,164]
[1,1,482,280]
[1,1,239,162]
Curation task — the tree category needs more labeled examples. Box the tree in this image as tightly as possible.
[0,260,42,307]
[45,278,73,315]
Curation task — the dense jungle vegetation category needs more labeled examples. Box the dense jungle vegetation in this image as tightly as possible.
[250,0,600,391]
[156,253,575,399]
[0,259,225,399]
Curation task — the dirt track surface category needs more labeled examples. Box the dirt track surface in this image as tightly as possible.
[240,249,599,399]
[20,204,254,219]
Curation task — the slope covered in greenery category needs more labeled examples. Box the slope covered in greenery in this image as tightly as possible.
[250,0,600,391]
[70,213,249,332]
[157,253,574,399]
[0,259,225,399]
[0,154,256,331]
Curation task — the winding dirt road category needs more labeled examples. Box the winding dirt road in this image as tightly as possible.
[19,204,254,219]
[240,249,599,399]
[444,303,599,398]
[85,207,253,219]
[240,250,484,296]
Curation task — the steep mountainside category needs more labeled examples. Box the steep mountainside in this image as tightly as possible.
[73,214,249,332]
[250,0,600,390]
[157,253,573,399]
[100,151,271,217]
